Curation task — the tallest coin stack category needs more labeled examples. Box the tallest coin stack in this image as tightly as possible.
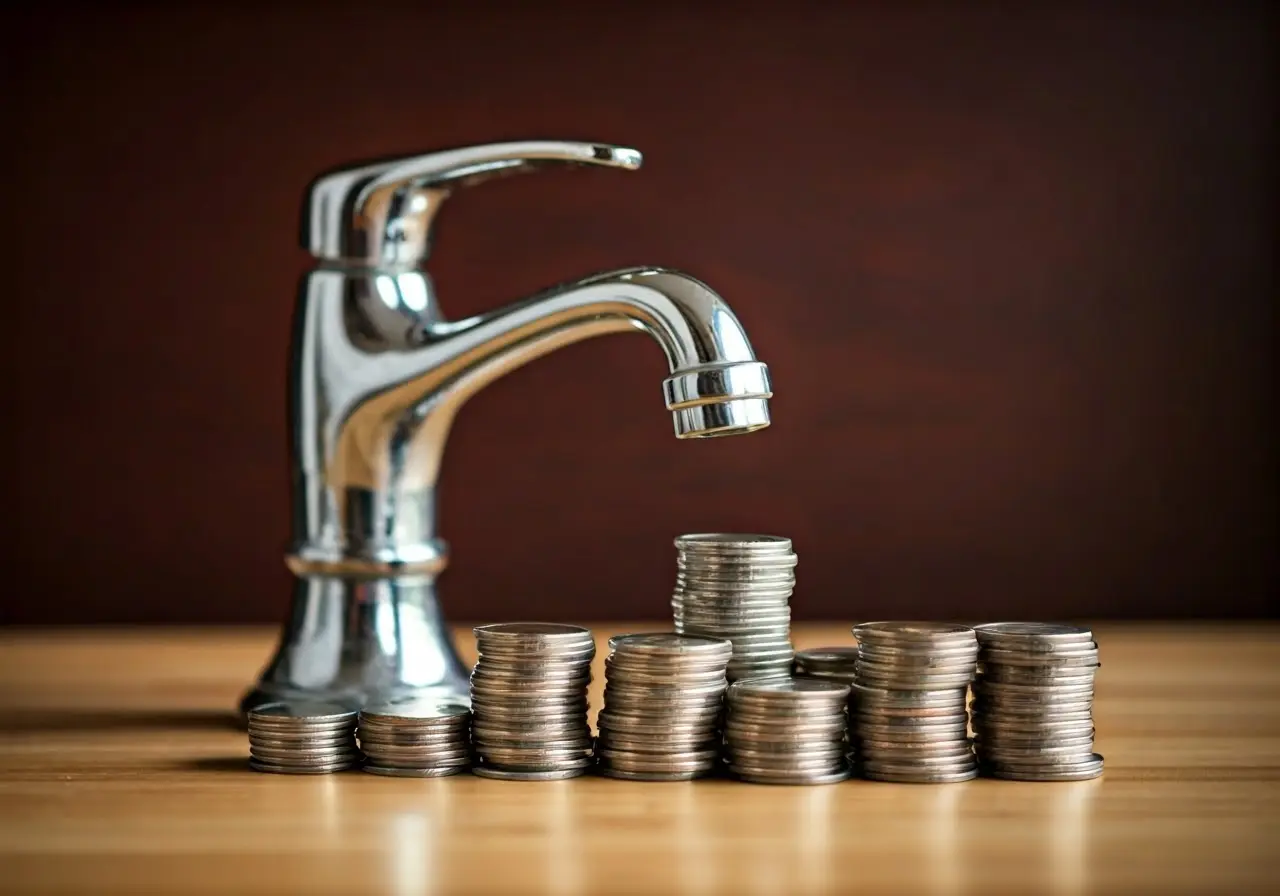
[671,534,798,681]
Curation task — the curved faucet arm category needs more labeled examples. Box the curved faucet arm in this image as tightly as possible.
[420,267,771,437]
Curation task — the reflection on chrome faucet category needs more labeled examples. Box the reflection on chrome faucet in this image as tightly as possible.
[240,141,774,714]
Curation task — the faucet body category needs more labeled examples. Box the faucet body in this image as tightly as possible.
[240,143,772,714]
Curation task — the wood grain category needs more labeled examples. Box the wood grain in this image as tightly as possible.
[0,623,1276,894]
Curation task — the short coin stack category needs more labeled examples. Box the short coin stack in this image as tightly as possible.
[357,697,473,778]
[247,701,360,774]
[469,623,595,781]
[794,646,860,684]
[724,677,852,785]
[595,633,734,781]
[971,622,1104,781]
[672,533,798,681]
[852,622,979,784]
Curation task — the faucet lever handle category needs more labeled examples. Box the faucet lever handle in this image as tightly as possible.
[304,140,642,269]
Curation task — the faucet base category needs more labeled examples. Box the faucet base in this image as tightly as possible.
[238,574,472,721]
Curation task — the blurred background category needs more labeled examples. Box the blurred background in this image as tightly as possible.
[3,3,1274,626]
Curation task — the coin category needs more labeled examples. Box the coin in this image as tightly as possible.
[672,534,798,681]
[595,631,733,781]
[853,622,977,645]
[851,622,978,784]
[357,696,474,776]
[971,623,1103,780]
[362,765,471,778]
[469,622,595,778]
[794,646,859,685]
[723,675,851,785]
[246,700,361,775]
[978,753,1105,782]
[472,764,590,781]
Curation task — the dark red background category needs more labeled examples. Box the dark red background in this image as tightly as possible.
[4,3,1275,624]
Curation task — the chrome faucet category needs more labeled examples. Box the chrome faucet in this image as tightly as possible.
[240,141,774,715]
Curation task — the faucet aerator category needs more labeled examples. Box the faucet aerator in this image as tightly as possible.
[663,360,773,439]
[673,398,771,439]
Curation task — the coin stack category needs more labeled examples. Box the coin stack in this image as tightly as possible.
[246,701,361,774]
[971,622,1104,781]
[794,646,859,684]
[672,533,798,682]
[357,697,473,778]
[469,623,596,781]
[724,677,852,785]
[851,622,979,784]
[595,633,733,781]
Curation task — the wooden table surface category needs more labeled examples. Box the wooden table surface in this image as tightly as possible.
[0,623,1276,895]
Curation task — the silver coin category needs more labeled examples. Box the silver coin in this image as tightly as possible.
[725,724,845,743]
[859,765,978,784]
[249,742,359,759]
[980,753,1105,781]
[974,622,1093,644]
[471,766,589,781]
[596,766,712,782]
[856,671,975,690]
[363,754,474,771]
[604,632,737,655]
[674,594,794,609]
[357,743,473,761]
[676,532,794,550]
[596,745,721,764]
[977,666,1097,685]
[362,764,471,778]
[248,757,359,774]
[474,621,594,640]
[858,640,979,657]
[853,622,976,644]
[248,733,358,749]
[730,765,851,785]
[357,729,469,745]
[795,646,860,666]
[359,697,470,722]
[247,701,359,724]
[979,648,1100,667]
[856,740,973,758]
[730,677,850,698]
[853,682,968,703]
[597,709,722,728]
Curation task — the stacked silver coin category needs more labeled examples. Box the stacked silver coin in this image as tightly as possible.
[357,697,473,778]
[595,633,733,781]
[672,533,798,681]
[851,622,979,784]
[469,623,595,781]
[724,677,852,785]
[972,622,1104,781]
[246,701,360,774]
[794,646,859,684]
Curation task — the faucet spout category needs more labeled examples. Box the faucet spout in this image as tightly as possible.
[428,266,773,440]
